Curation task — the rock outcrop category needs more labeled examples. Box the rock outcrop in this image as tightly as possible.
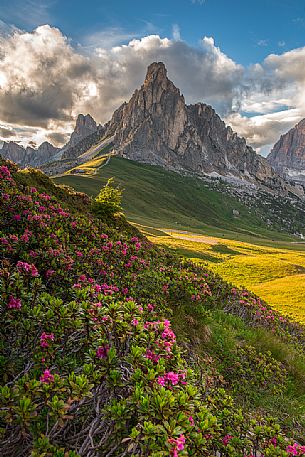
[103,62,303,197]
[60,113,106,160]
[63,114,97,149]
[268,118,305,183]
[1,142,26,165]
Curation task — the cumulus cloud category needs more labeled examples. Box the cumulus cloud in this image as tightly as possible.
[225,109,302,155]
[0,23,305,153]
[0,25,94,130]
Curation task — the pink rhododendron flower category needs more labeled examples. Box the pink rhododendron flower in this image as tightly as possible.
[270,437,277,446]
[40,332,54,348]
[167,372,179,385]
[168,434,186,456]
[46,269,55,278]
[157,376,166,386]
[222,435,233,446]
[145,350,160,364]
[40,369,54,384]
[131,318,139,326]
[96,345,110,359]
[17,261,39,277]
[7,296,21,309]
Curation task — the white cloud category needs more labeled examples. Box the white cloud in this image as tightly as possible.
[225,109,302,154]
[172,24,181,41]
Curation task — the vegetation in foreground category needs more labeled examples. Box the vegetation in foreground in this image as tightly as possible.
[2,160,305,456]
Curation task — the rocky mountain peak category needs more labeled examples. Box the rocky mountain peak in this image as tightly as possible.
[75,113,97,131]
[268,117,305,183]
[102,61,304,198]
[144,61,168,85]
[60,113,99,157]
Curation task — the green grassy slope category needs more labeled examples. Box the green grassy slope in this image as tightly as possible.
[54,156,297,243]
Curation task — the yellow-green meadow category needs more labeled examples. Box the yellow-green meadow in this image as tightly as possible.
[146,228,305,324]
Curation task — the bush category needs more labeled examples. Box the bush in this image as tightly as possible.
[92,178,122,218]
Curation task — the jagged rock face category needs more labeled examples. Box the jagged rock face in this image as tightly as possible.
[61,126,106,160]
[61,113,100,159]
[26,142,60,167]
[1,142,26,165]
[0,141,59,167]
[268,119,305,182]
[104,62,302,196]
[69,114,97,148]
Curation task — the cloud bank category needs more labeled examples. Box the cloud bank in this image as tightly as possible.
[0,24,305,153]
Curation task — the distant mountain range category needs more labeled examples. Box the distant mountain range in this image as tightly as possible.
[0,113,101,168]
[0,140,60,168]
[1,61,305,198]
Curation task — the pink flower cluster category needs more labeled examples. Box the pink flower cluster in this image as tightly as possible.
[0,165,13,181]
[7,296,22,309]
[40,369,54,384]
[222,434,233,446]
[96,344,110,359]
[286,443,305,455]
[40,332,55,348]
[157,371,186,387]
[168,434,185,457]
[16,261,39,277]
[145,349,161,364]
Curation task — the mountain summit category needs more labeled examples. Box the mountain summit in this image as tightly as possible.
[102,62,302,196]
[268,118,305,183]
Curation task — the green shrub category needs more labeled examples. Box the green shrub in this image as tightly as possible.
[91,177,122,218]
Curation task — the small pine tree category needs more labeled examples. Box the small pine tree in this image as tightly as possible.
[92,178,123,218]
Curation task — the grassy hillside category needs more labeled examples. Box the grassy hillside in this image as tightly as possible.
[54,156,303,243]
[2,159,305,455]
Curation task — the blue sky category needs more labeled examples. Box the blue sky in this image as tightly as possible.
[0,0,305,154]
[1,0,305,64]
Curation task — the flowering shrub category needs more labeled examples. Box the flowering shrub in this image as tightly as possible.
[0,158,304,456]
